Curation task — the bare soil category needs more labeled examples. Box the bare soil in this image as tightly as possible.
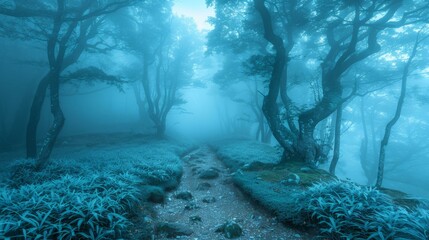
[154,146,312,240]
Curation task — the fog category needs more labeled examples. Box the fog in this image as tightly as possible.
[1,0,429,206]
[2,1,429,239]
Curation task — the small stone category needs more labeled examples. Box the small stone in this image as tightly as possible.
[189,215,202,223]
[294,233,301,238]
[175,191,193,201]
[196,182,211,191]
[185,202,200,210]
[155,222,193,238]
[198,169,219,179]
[281,173,300,185]
[202,196,216,203]
[216,220,243,239]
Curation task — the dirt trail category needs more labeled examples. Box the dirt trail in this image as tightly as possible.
[154,146,311,240]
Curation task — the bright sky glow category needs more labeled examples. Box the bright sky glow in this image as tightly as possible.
[173,0,214,31]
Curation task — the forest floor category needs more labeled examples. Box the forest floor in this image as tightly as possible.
[1,134,426,239]
[153,146,312,240]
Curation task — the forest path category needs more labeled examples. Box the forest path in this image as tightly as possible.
[154,146,310,240]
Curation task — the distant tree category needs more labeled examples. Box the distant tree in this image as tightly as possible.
[207,3,273,142]
[112,2,202,136]
[0,0,137,168]
[376,32,428,187]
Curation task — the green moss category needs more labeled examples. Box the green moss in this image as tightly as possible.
[214,139,428,239]
[258,169,290,182]
[256,162,334,186]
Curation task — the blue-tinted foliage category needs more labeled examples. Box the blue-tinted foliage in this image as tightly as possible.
[0,139,189,239]
[294,180,429,239]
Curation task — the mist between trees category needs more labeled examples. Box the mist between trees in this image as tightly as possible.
[1,0,429,198]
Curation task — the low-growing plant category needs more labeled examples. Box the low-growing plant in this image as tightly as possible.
[0,173,142,239]
[0,137,189,239]
[293,180,429,239]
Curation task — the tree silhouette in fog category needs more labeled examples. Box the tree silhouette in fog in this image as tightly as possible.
[0,0,138,168]
[111,1,203,137]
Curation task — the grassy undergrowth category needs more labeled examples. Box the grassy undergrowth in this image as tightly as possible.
[0,134,190,239]
[213,139,429,239]
[294,180,429,239]
[212,139,282,170]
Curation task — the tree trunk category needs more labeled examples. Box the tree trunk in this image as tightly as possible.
[255,123,261,141]
[254,0,294,156]
[376,36,420,188]
[329,102,342,175]
[156,120,166,138]
[36,72,65,169]
[359,98,372,184]
[26,73,51,158]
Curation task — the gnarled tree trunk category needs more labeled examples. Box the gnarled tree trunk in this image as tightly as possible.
[36,71,65,169]
[26,73,51,158]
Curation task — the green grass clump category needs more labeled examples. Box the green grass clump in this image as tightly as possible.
[6,140,185,189]
[0,173,141,239]
[293,180,429,239]
[0,135,191,239]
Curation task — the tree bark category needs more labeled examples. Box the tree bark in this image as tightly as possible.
[329,102,342,175]
[254,0,294,155]
[36,72,65,169]
[359,98,372,184]
[156,120,166,138]
[26,73,51,158]
[376,35,420,188]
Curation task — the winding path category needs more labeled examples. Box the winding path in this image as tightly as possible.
[154,146,311,239]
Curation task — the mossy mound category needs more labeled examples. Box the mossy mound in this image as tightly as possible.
[212,139,335,222]
[257,161,334,186]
